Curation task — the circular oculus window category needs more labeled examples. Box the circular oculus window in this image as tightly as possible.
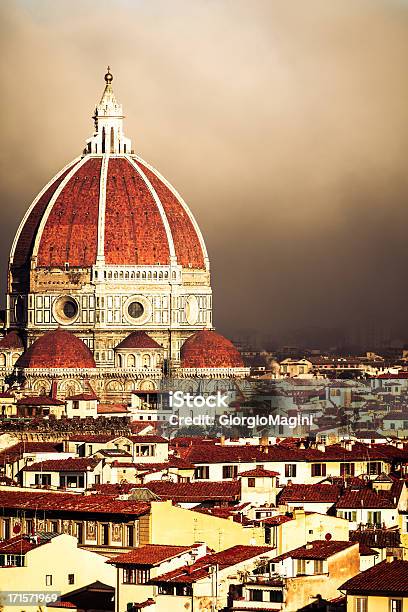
[54,296,79,324]
[127,301,145,320]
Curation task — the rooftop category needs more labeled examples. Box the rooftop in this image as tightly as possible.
[0,490,151,516]
[273,540,356,562]
[109,544,197,566]
[341,559,408,594]
[150,545,275,584]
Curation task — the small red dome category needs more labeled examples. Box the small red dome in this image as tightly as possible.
[180,330,244,369]
[0,331,24,350]
[16,329,96,369]
[116,331,162,350]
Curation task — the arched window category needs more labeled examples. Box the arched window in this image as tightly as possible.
[110,127,115,153]
[127,354,136,368]
[102,127,106,153]
[0,354,6,367]
[142,354,151,368]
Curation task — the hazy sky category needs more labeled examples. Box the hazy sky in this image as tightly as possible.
[1,0,408,346]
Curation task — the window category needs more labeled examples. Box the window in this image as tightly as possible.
[75,522,84,544]
[128,301,144,320]
[368,462,382,476]
[311,463,326,477]
[49,521,58,533]
[68,574,75,585]
[45,575,53,586]
[250,590,263,602]
[355,597,367,612]
[135,445,155,457]
[123,568,150,584]
[195,466,209,480]
[0,554,24,567]
[314,560,324,574]
[342,511,357,522]
[99,523,110,545]
[285,464,297,478]
[60,474,85,489]
[340,462,355,477]
[269,590,284,603]
[296,559,306,575]
[390,599,403,612]
[222,465,238,479]
[248,478,256,488]
[3,518,10,540]
[126,525,134,547]
[367,511,382,527]
[35,473,51,486]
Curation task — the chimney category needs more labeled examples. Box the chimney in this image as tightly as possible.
[51,381,58,399]
[386,552,394,563]
[220,435,225,446]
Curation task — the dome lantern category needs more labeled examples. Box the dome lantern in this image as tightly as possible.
[85,66,132,155]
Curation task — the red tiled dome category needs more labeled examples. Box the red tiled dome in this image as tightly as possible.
[11,156,207,271]
[116,331,162,350]
[16,329,96,369]
[180,330,244,369]
[0,331,24,350]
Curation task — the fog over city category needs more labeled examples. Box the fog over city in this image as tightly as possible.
[1,0,408,346]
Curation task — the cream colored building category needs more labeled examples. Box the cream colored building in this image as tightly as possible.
[0,533,115,612]
[341,558,408,612]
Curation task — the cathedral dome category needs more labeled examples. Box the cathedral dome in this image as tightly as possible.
[10,70,208,275]
[180,329,244,369]
[11,155,207,272]
[16,329,96,369]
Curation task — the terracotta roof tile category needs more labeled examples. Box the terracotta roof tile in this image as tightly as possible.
[279,484,341,504]
[239,468,279,478]
[350,528,401,549]
[151,545,275,584]
[180,330,244,369]
[0,533,57,555]
[0,331,24,350]
[137,160,205,269]
[131,480,240,503]
[97,404,129,414]
[0,490,150,516]
[17,396,65,406]
[341,559,408,594]
[110,544,196,566]
[37,158,101,267]
[336,481,404,509]
[67,393,98,401]
[16,330,96,369]
[116,331,162,350]
[273,540,356,562]
[261,515,293,526]
[23,458,99,472]
[12,163,76,269]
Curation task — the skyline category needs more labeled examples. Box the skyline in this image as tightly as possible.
[1,0,408,344]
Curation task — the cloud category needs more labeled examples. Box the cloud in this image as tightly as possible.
[1,0,408,346]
